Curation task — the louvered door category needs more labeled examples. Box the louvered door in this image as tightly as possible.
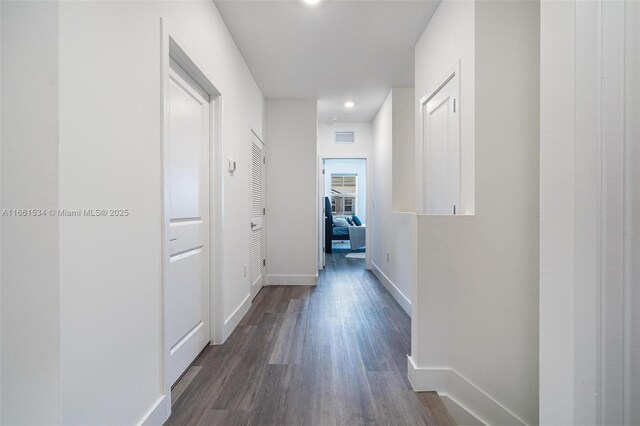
[250,134,265,298]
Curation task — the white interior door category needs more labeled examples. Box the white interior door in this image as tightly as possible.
[250,134,265,299]
[423,74,460,215]
[167,59,210,386]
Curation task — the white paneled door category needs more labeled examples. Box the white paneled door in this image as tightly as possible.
[167,59,211,386]
[423,72,460,215]
[250,134,265,299]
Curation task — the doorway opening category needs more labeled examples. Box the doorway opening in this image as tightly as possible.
[320,158,370,269]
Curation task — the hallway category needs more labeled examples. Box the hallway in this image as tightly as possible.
[167,254,454,425]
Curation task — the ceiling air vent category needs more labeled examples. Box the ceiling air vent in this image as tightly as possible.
[335,131,355,144]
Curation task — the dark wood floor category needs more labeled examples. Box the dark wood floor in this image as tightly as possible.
[166,253,455,425]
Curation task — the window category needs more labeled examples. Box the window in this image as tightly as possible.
[331,174,357,216]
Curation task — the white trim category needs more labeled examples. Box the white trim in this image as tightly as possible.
[540,3,640,423]
[599,1,627,423]
[371,262,411,316]
[137,395,170,426]
[440,396,484,426]
[222,293,251,342]
[407,356,451,390]
[266,274,318,286]
[210,82,224,346]
[407,356,527,426]
[318,155,326,270]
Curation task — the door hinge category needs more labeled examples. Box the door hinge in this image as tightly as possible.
[263,157,265,164]
[263,259,266,267]
[453,205,456,215]
[322,169,325,175]
[263,207,265,215]
[453,98,456,113]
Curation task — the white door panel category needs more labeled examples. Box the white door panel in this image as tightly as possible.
[168,77,206,220]
[169,220,204,255]
[168,249,203,347]
[426,97,449,214]
[167,59,210,386]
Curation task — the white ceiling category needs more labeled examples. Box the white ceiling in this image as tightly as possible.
[214,0,441,122]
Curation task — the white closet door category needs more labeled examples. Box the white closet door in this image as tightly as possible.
[250,135,265,298]
[423,74,460,215]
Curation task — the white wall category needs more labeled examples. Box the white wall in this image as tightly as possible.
[414,0,475,215]
[627,3,640,422]
[318,122,372,222]
[265,100,318,286]
[317,121,372,158]
[371,90,416,316]
[2,1,265,424]
[324,159,367,223]
[539,1,640,424]
[1,2,62,424]
[410,1,539,425]
[391,88,415,212]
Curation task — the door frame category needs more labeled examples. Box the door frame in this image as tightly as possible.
[160,19,224,413]
[318,156,372,270]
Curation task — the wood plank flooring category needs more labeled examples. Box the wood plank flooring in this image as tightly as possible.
[166,253,455,426]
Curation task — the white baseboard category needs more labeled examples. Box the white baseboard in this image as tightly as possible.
[440,395,484,426]
[138,394,169,426]
[222,293,251,342]
[407,356,527,426]
[371,262,411,316]
[266,274,318,286]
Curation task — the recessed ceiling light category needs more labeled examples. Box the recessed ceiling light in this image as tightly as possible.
[344,101,355,108]
[303,0,321,5]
